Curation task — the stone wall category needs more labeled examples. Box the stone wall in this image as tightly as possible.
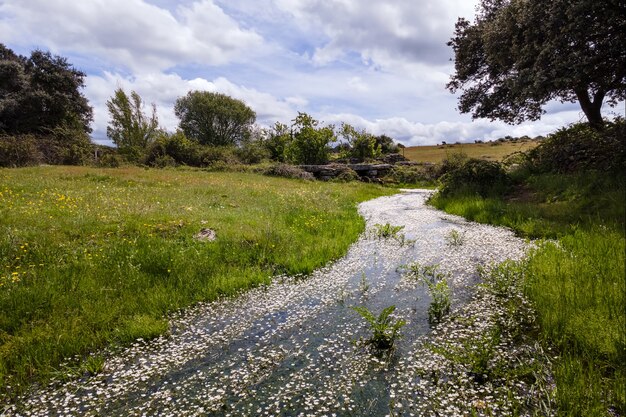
[298,163,393,181]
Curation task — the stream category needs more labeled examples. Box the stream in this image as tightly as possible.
[9,189,530,417]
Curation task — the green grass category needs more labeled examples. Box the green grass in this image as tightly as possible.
[430,172,625,239]
[429,171,626,415]
[524,228,625,415]
[0,165,393,398]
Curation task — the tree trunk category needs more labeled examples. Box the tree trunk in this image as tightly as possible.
[575,88,605,129]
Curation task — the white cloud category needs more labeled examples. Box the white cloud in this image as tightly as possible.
[274,0,477,70]
[0,0,264,71]
[347,77,369,93]
[84,71,300,143]
[5,0,614,147]
[321,110,586,146]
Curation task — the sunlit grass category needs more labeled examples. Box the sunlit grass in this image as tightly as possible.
[429,172,625,239]
[0,165,393,398]
[429,171,626,415]
[524,228,625,415]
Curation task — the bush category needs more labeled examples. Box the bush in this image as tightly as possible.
[285,113,335,165]
[151,154,177,168]
[375,134,399,154]
[437,151,469,176]
[329,164,360,182]
[439,158,510,197]
[96,151,125,168]
[264,122,291,162]
[523,119,625,174]
[0,126,94,167]
[339,123,381,162]
[144,131,192,166]
[236,135,270,164]
[198,145,240,167]
[262,163,314,180]
[334,169,360,182]
[43,124,94,165]
[382,165,437,185]
[144,131,241,167]
[0,135,43,167]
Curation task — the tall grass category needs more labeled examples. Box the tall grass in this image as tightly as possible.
[523,228,625,415]
[0,166,393,398]
[430,172,625,239]
[430,168,626,415]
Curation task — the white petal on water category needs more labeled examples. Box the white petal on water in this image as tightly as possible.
[11,190,554,417]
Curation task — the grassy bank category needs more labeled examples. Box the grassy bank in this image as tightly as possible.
[430,170,625,415]
[524,228,625,415]
[430,171,624,239]
[0,166,393,398]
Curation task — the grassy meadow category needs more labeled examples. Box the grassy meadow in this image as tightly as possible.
[430,170,626,415]
[403,139,539,163]
[0,166,393,398]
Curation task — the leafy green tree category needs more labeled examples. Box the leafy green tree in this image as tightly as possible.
[0,44,93,134]
[237,125,270,164]
[447,0,626,128]
[264,122,291,162]
[106,88,159,160]
[375,134,399,154]
[286,112,336,165]
[339,123,381,162]
[174,91,256,146]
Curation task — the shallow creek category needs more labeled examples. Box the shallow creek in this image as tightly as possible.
[11,190,529,417]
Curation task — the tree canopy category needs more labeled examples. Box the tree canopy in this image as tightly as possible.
[339,123,381,162]
[265,122,291,162]
[0,44,93,134]
[285,112,336,165]
[107,88,159,160]
[447,0,626,128]
[174,91,256,146]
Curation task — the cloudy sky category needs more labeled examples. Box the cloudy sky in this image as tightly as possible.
[1,0,620,146]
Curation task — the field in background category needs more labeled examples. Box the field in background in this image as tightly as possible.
[402,140,540,163]
[0,166,392,398]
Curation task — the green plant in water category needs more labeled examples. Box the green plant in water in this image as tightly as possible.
[352,305,406,350]
[428,325,502,384]
[404,262,448,284]
[465,326,501,383]
[372,223,416,246]
[373,223,405,240]
[83,354,105,376]
[359,272,369,294]
[336,287,349,305]
[427,279,451,324]
[403,262,452,323]
[445,229,466,247]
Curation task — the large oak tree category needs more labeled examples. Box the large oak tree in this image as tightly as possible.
[0,44,93,134]
[447,0,625,128]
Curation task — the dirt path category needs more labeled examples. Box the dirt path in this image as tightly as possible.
[9,190,546,417]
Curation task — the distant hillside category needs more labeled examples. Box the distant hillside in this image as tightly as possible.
[402,139,540,163]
